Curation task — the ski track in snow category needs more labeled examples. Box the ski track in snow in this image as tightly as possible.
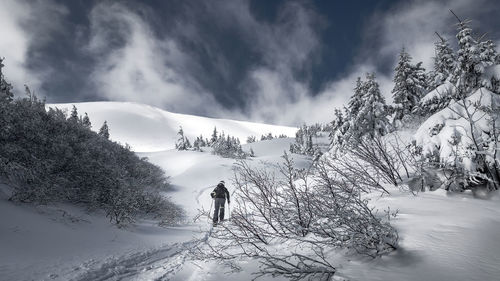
[71,239,199,281]
[195,185,215,206]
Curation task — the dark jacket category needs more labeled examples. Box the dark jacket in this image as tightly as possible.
[213,183,230,202]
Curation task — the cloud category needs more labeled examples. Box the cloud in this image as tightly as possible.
[83,0,496,126]
[203,0,324,125]
[3,0,499,127]
[361,0,500,71]
[86,2,234,118]
[0,0,67,95]
[85,0,326,125]
[299,0,500,125]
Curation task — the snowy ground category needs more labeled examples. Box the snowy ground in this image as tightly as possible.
[47,102,298,152]
[1,103,500,281]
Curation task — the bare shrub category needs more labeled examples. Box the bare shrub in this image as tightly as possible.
[195,153,398,280]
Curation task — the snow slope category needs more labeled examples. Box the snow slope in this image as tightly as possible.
[0,137,307,281]
[48,102,298,152]
[2,103,500,280]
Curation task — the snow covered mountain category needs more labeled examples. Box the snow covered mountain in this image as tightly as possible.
[48,102,298,152]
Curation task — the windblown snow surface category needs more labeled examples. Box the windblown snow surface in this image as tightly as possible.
[1,102,500,281]
[46,102,298,152]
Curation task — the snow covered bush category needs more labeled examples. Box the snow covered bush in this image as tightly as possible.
[0,62,183,225]
[414,87,500,191]
[199,153,397,280]
[260,132,274,141]
[246,135,256,143]
[212,132,247,159]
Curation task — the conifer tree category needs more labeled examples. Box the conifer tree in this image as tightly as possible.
[429,35,456,88]
[193,134,206,151]
[348,77,364,117]
[82,113,91,129]
[350,73,391,139]
[331,108,345,134]
[175,126,191,150]
[451,17,498,93]
[210,127,218,146]
[392,48,427,121]
[99,121,110,139]
[329,108,349,147]
[69,105,79,123]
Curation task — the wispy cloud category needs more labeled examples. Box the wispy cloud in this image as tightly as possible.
[86,0,325,124]
[86,2,234,117]
[0,0,67,95]
[1,0,499,126]
[361,0,500,71]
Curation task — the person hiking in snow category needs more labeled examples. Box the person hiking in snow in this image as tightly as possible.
[211,180,230,225]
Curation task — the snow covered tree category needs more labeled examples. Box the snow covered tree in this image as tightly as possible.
[420,36,457,116]
[99,121,110,139]
[290,124,322,157]
[69,105,79,123]
[260,133,274,141]
[348,77,364,117]
[246,135,256,143]
[414,14,500,193]
[451,17,498,93]
[415,87,500,192]
[392,48,427,122]
[193,134,206,151]
[329,107,350,148]
[428,35,456,88]
[82,113,91,129]
[212,132,246,158]
[175,126,191,150]
[332,74,391,148]
[210,126,218,146]
[347,73,392,142]
[0,58,13,103]
[330,108,345,139]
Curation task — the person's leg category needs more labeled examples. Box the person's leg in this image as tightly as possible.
[213,199,220,223]
[219,198,226,221]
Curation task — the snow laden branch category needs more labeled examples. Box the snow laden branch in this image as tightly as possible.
[195,153,398,280]
[414,87,500,192]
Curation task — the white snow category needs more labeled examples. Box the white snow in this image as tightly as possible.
[483,64,500,80]
[420,81,453,104]
[415,88,500,170]
[47,102,298,152]
[339,188,500,281]
[2,102,500,281]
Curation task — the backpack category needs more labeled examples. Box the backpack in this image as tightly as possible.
[211,183,225,199]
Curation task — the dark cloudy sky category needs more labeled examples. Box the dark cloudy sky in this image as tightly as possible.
[1,0,499,125]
